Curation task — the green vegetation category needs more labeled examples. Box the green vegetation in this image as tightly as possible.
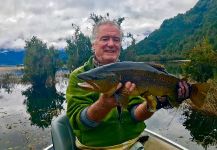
[182,38,217,82]
[120,0,217,83]
[22,13,127,86]
[0,73,19,93]
[23,36,62,87]
[22,0,217,84]
[65,24,92,71]
[127,0,217,60]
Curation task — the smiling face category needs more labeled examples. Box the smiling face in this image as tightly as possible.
[92,24,121,65]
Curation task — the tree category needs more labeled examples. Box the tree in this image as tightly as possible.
[23,36,61,87]
[120,33,137,61]
[65,24,92,71]
[45,46,62,85]
[183,38,217,82]
[89,13,125,26]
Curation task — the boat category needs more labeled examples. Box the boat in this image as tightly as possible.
[44,114,188,150]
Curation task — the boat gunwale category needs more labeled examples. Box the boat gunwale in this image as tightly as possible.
[44,129,188,150]
[144,129,188,150]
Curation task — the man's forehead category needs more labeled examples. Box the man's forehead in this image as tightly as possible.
[97,29,121,37]
[98,24,120,32]
[98,35,121,40]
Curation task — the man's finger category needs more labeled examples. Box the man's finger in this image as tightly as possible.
[129,83,136,92]
[178,88,183,99]
[178,82,185,97]
[125,81,131,89]
[183,81,190,98]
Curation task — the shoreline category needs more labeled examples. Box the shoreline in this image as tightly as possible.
[0,66,24,72]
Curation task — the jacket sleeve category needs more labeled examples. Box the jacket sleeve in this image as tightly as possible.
[127,96,145,121]
[66,69,99,133]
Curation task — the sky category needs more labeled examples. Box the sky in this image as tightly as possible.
[0,0,198,50]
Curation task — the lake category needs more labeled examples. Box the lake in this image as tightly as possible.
[0,65,216,150]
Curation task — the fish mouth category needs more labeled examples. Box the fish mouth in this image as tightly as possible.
[77,81,100,91]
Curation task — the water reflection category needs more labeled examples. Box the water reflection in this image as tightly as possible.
[22,86,65,128]
[183,109,217,149]
[163,62,217,148]
[0,73,18,93]
[1,64,216,149]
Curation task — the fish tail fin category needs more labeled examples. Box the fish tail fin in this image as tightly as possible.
[190,83,210,107]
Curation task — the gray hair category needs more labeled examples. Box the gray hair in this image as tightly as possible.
[91,20,123,44]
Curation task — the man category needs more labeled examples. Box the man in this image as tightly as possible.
[66,20,189,149]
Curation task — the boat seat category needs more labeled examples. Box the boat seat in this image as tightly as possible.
[51,114,76,150]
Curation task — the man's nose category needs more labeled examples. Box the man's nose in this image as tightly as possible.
[107,38,115,46]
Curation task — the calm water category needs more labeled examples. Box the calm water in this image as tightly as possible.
[0,66,216,150]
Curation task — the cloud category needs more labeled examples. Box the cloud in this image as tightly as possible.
[0,0,198,50]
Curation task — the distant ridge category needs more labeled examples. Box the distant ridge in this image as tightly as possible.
[0,50,25,66]
[0,49,67,66]
[133,0,217,55]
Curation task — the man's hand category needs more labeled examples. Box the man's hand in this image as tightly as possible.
[120,81,136,96]
[156,81,191,109]
[177,81,190,103]
[87,82,136,122]
[99,81,136,108]
[117,82,136,107]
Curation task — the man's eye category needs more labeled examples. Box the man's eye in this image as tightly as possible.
[101,37,109,41]
[113,37,120,42]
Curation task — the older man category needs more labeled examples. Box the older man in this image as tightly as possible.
[66,20,189,149]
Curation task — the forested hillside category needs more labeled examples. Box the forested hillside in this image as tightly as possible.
[132,0,217,55]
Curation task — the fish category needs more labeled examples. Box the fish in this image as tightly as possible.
[77,61,210,109]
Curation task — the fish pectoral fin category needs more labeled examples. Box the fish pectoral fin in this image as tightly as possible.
[114,93,129,108]
[144,95,157,112]
[119,95,129,108]
[140,92,157,109]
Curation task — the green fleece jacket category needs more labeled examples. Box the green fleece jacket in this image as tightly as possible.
[66,57,146,147]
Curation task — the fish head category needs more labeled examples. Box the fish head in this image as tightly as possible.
[77,70,119,93]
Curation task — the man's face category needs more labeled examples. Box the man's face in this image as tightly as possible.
[92,24,121,65]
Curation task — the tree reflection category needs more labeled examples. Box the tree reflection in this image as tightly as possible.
[182,109,217,149]
[0,73,17,93]
[22,85,65,128]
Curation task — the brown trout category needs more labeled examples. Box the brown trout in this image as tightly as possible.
[77,61,210,108]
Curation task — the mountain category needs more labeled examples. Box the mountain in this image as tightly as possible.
[133,0,217,55]
[0,49,67,66]
[0,50,25,66]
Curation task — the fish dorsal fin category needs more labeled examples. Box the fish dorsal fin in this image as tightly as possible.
[146,62,167,73]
